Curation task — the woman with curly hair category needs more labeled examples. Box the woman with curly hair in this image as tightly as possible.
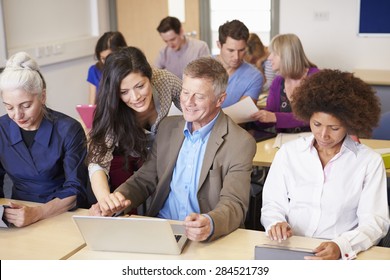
[261,69,390,260]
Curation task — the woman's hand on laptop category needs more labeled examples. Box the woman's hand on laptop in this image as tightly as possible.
[89,192,131,216]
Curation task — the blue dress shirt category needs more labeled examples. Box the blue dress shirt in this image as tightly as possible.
[0,108,88,207]
[158,113,219,220]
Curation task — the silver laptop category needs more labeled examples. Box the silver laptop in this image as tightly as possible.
[72,215,188,255]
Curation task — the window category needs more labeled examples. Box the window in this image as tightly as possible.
[209,0,273,54]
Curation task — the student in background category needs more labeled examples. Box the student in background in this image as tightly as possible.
[261,69,390,260]
[155,16,210,79]
[90,57,256,242]
[251,33,319,132]
[87,31,127,104]
[215,20,263,108]
[244,33,276,93]
[0,52,88,227]
[87,46,182,214]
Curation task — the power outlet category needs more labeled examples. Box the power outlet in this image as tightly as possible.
[314,11,330,21]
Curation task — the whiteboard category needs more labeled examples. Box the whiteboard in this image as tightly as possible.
[0,0,109,66]
[358,0,390,37]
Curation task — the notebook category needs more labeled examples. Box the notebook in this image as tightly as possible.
[254,244,315,260]
[246,129,277,142]
[75,104,96,129]
[72,215,188,255]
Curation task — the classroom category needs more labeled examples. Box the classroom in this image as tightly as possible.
[1,0,389,270]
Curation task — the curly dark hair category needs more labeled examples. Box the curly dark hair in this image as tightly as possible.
[291,69,381,138]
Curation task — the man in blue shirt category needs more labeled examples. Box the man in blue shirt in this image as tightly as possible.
[215,20,263,108]
[92,57,256,242]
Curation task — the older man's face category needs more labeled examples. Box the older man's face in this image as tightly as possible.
[180,75,225,132]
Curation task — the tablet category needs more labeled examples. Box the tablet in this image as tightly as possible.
[246,129,276,142]
[254,244,315,260]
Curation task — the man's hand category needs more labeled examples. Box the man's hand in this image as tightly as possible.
[184,213,212,241]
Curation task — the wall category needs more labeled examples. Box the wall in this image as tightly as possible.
[117,0,200,63]
[0,0,111,119]
[279,0,390,71]
[279,0,390,114]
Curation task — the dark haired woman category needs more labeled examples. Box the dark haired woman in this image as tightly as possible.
[87,46,181,214]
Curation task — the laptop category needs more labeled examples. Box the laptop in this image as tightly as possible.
[72,215,188,255]
[254,244,315,260]
[75,104,96,129]
[246,129,276,142]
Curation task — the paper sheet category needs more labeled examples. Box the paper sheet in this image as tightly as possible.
[374,148,390,155]
[273,132,312,148]
[222,96,259,124]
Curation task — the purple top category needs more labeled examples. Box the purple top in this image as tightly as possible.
[256,67,319,132]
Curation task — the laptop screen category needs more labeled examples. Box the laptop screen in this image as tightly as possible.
[76,104,96,129]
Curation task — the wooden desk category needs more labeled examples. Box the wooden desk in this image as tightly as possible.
[68,228,390,260]
[0,198,88,260]
[354,69,390,86]
[252,137,390,177]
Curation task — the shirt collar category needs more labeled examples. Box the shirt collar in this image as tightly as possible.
[183,112,220,142]
[9,116,53,147]
[305,134,359,157]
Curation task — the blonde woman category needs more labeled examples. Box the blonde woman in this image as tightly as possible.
[251,33,319,132]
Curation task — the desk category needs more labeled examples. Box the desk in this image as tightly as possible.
[0,198,88,260]
[252,137,390,177]
[354,69,390,86]
[68,228,390,260]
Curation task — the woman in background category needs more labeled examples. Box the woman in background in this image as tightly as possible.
[244,33,276,93]
[87,31,127,104]
[261,69,389,259]
[0,52,88,227]
[87,46,182,214]
[251,33,319,132]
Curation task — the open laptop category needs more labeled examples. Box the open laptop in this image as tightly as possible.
[72,215,188,255]
[254,244,315,260]
[75,104,96,129]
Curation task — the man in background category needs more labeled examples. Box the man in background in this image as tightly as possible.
[155,16,210,79]
[215,20,263,108]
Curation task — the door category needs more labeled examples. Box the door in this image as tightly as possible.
[116,0,201,63]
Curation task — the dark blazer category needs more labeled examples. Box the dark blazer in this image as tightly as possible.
[116,112,257,241]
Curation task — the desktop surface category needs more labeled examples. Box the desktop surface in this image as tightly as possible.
[0,198,88,260]
[68,228,390,260]
[253,137,390,177]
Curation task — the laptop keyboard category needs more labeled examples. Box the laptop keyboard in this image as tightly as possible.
[175,235,182,242]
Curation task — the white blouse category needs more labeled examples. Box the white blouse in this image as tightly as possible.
[261,134,390,259]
